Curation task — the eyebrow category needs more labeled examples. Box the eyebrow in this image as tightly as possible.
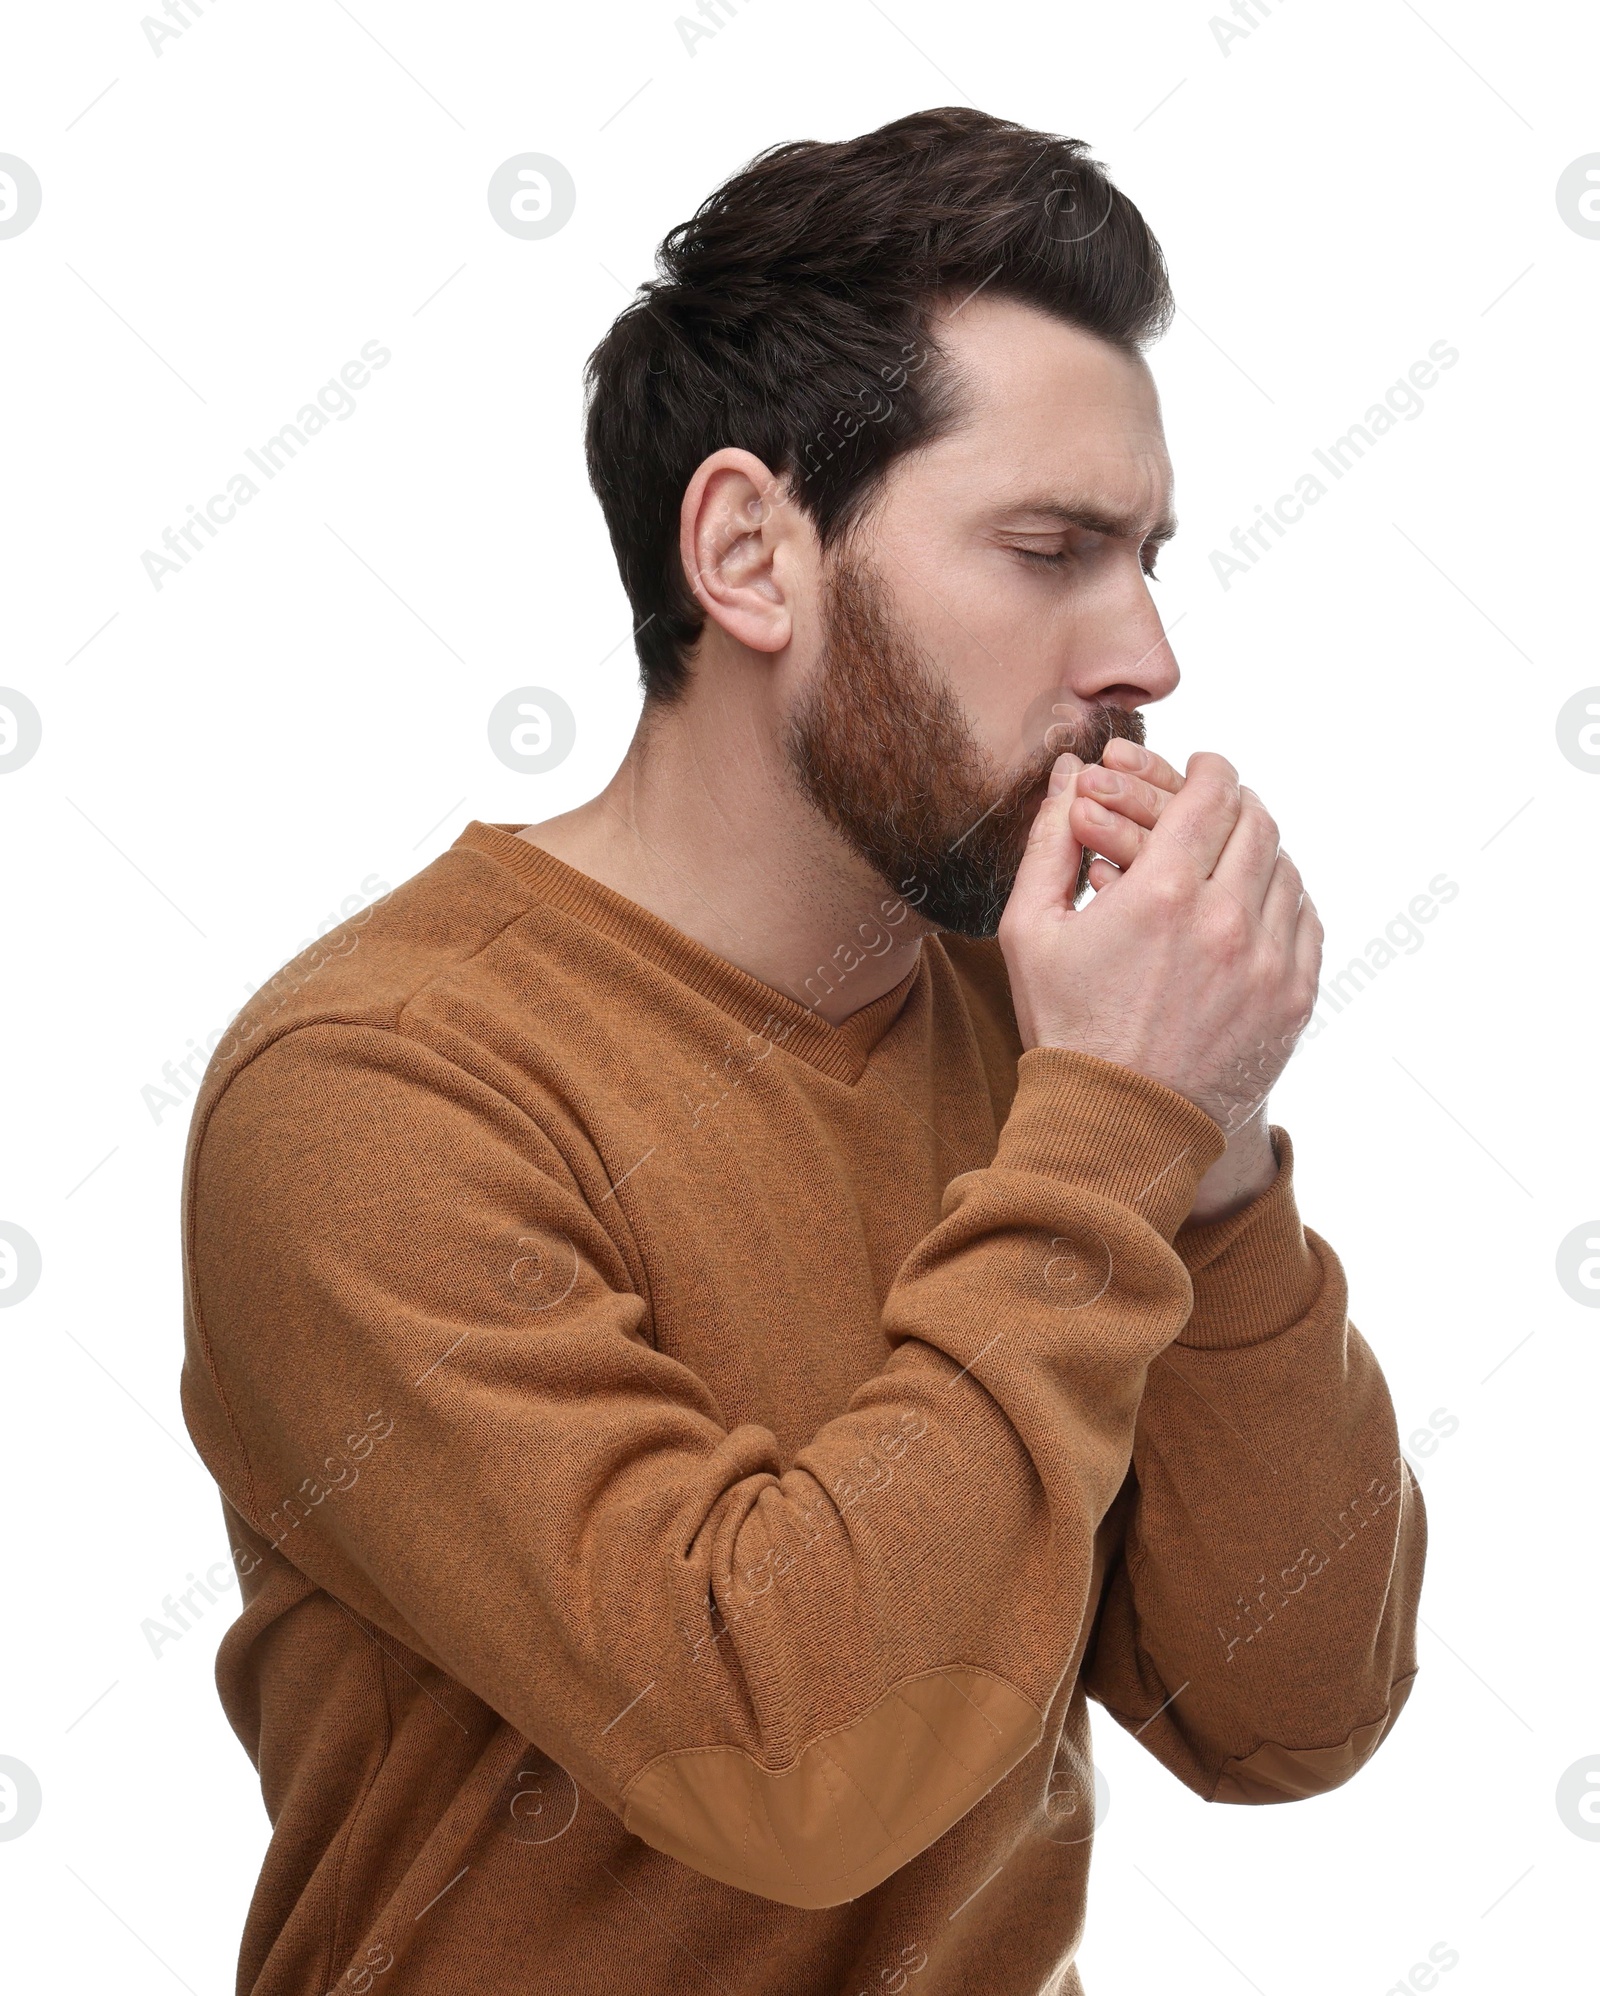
[1001,500,1178,545]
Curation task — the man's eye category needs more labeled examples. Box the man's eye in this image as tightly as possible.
[1009,541,1161,578]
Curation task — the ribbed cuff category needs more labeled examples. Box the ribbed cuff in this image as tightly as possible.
[993,1046,1228,1243]
[1173,1126,1325,1348]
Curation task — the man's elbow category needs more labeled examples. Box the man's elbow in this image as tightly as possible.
[1208,1669,1418,1804]
[619,1662,1045,1907]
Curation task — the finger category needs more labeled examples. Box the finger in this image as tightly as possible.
[1086,856,1121,894]
[1259,848,1305,944]
[1266,897,1326,1057]
[1003,778,1085,928]
[1076,762,1176,834]
[1293,888,1324,995]
[1101,738,1182,796]
[1068,792,1150,871]
[1046,748,1084,798]
[1211,785,1282,914]
[1145,750,1242,881]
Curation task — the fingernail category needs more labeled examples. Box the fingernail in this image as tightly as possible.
[1080,801,1115,828]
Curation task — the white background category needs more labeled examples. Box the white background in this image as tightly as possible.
[2,1,1596,1991]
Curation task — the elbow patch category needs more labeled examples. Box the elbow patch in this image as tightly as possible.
[620,1665,1043,1908]
[1211,1670,1417,1804]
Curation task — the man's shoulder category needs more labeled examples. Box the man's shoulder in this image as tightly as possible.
[189,831,545,1127]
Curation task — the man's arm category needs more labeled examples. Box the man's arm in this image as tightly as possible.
[182,1017,1229,1913]
[1084,1125,1424,1798]
[1001,742,1421,1788]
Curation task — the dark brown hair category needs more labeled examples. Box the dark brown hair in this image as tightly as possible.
[584,105,1173,705]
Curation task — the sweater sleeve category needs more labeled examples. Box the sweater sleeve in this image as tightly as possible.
[182,1026,1229,1910]
[1082,1127,1425,1801]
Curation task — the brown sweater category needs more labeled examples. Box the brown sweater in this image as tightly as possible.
[180,818,1424,1996]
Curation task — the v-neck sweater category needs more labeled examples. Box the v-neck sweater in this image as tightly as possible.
[179,818,1423,1996]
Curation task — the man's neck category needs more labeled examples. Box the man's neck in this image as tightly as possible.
[515,697,930,1028]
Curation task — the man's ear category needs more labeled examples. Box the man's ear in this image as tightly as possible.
[678,448,796,655]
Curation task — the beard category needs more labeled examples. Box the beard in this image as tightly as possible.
[778,546,1148,938]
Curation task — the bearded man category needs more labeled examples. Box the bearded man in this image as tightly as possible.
[181,105,1423,1996]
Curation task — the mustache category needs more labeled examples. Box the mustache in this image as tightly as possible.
[1003,701,1148,823]
[1019,695,1147,774]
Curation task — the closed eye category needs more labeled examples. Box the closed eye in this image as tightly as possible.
[1010,545,1162,580]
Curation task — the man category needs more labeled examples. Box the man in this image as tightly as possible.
[181,106,1423,1996]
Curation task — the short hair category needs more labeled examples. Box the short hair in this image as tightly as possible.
[583,105,1174,705]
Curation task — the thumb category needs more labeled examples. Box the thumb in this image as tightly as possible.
[1005,758,1084,927]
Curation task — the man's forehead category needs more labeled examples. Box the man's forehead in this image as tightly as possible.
[956,358,1169,473]
[933,292,1162,411]
[925,297,1171,511]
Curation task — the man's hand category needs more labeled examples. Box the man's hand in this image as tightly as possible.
[1064,740,1300,1219]
[997,740,1322,1220]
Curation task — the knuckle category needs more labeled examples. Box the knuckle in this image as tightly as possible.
[1203,897,1253,953]
[1146,867,1192,913]
[1187,773,1236,810]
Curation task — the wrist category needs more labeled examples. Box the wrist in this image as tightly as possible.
[999,1045,1229,1241]
[1184,1116,1278,1226]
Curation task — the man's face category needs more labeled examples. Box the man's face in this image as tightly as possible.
[779,295,1179,937]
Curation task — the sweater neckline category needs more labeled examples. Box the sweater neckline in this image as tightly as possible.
[453,820,927,1085]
